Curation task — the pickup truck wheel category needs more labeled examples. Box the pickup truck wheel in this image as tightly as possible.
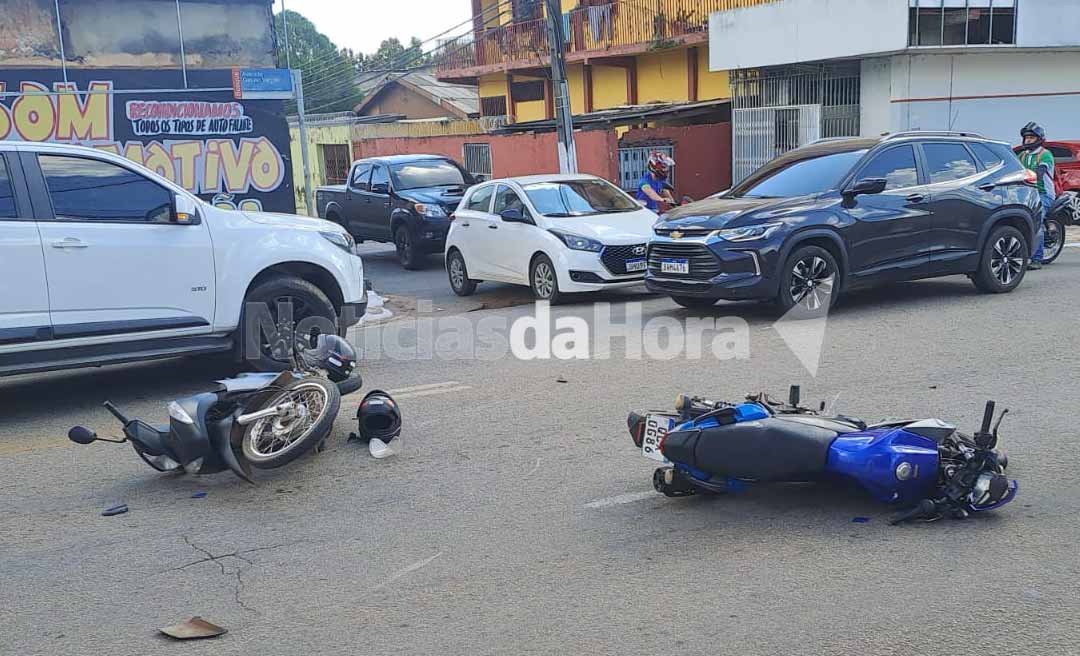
[239,276,338,372]
[394,225,422,270]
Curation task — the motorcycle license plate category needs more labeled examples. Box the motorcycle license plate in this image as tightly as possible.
[625,258,647,273]
[661,258,689,274]
[641,414,675,463]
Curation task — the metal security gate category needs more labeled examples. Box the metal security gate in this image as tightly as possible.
[618,144,675,192]
[731,65,860,183]
[463,143,493,182]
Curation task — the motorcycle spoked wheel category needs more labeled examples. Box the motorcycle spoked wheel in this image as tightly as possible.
[1041,217,1066,265]
[240,377,341,469]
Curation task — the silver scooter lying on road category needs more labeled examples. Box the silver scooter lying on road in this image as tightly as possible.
[68,335,362,482]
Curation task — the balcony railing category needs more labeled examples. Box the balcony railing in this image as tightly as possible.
[436,0,780,76]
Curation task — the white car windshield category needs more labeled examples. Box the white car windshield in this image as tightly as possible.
[523,179,638,217]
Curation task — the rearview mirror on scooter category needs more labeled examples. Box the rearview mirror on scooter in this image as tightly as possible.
[68,426,98,444]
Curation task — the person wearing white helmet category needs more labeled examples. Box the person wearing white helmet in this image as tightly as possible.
[635,151,677,211]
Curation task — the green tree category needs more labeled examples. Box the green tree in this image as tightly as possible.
[358,37,430,72]
[275,10,362,114]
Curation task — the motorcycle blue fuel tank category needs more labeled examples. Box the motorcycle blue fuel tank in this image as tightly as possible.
[826,427,939,504]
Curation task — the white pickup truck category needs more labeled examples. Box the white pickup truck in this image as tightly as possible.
[0,141,366,377]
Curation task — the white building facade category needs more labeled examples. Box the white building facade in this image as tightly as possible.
[710,0,1080,180]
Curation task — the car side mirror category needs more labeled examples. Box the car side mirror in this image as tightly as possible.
[171,194,201,224]
[845,178,888,198]
[500,208,531,224]
[371,183,389,195]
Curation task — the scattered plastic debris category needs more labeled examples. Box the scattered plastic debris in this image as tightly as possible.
[851,517,871,523]
[556,377,568,384]
[190,492,207,499]
[159,617,227,641]
[468,303,488,312]
[101,504,128,517]
[360,290,394,324]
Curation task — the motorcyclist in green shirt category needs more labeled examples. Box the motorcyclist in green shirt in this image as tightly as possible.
[1019,122,1055,269]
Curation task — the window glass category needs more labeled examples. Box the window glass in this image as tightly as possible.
[493,185,531,220]
[732,150,866,199]
[369,165,390,192]
[39,155,172,222]
[1047,146,1076,164]
[464,185,494,212]
[0,157,17,218]
[970,143,1005,169]
[857,146,919,190]
[350,163,372,190]
[923,143,978,184]
[523,179,639,217]
[390,159,468,190]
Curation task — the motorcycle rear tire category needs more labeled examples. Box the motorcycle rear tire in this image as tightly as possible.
[1041,217,1066,265]
[241,376,341,469]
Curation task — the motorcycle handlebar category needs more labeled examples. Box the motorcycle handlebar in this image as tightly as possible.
[980,401,996,435]
[103,401,130,425]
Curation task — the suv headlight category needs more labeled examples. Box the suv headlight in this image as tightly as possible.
[549,230,603,252]
[321,230,356,253]
[414,203,447,218]
[711,223,783,242]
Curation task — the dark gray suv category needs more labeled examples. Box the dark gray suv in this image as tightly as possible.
[648,131,1041,314]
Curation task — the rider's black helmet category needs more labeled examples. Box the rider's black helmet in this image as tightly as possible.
[356,390,402,442]
[1020,122,1046,149]
[304,334,356,382]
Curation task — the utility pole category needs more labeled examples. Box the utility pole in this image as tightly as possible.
[293,69,315,216]
[543,0,578,173]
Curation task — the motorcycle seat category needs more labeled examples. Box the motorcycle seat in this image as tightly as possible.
[662,416,843,482]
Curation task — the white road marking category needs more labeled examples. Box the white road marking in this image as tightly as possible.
[585,491,657,509]
[393,385,473,400]
[1065,242,1080,248]
[389,381,466,394]
[372,551,443,591]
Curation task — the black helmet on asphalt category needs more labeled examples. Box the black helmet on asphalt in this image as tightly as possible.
[304,334,356,382]
[1020,121,1046,149]
[356,389,402,442]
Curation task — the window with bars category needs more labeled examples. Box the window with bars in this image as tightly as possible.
[463,143,493,182]
[908,0,1016,47]
[481,96,508,118]
[319,144,352,185]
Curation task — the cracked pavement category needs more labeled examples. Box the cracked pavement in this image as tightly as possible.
[2,254,1079,655]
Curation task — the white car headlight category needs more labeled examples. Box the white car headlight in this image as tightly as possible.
[320,230,356,253]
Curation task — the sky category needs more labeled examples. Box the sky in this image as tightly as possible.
[279,0,474,57]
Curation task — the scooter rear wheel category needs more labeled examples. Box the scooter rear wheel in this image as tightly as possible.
[1041,217,1065,265]
[241,377,341,469]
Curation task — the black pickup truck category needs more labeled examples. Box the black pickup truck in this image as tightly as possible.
[316,154,474,269]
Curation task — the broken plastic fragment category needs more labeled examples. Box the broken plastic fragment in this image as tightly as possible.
[191,492,207,499]
[851,517,870,523]
[159,617,227,640]
[101,504,128,517]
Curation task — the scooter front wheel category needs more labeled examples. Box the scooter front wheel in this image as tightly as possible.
[1041,217,1065,265]
[241,377,341,469]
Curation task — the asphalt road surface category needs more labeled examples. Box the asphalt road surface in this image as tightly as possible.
[2,249,1079,655]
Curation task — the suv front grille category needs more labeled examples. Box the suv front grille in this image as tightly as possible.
[600,244,648,275]
[648,242,723,280]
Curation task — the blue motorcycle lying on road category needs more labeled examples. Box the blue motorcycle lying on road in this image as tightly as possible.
[627,387,1017,524]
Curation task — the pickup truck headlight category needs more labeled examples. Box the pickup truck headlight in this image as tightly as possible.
[414,203,447,218]
[710,223,783,242]
[320,230,356,253]
[549,230,603,252]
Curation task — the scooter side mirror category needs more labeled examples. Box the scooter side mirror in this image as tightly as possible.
[68,426,98,444]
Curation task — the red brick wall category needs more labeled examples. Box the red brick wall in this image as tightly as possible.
[619,123,732,201]
[353,130,620,183]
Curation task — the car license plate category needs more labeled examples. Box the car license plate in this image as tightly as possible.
[625,258,646,273]
[642,414,676,463]
[661,258,689,274]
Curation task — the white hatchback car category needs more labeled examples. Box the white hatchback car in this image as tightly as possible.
[445,174,658,302]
